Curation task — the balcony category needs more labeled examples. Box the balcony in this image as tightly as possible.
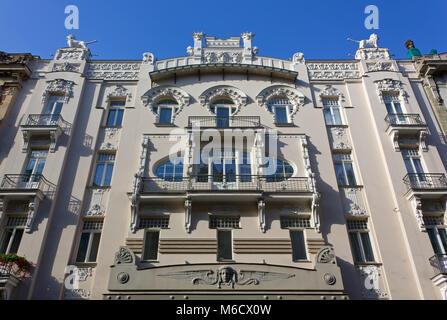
[188,116,261,129]
[384,114,428,151]
[429,254,447,276]
[140,175,312,201]
[20,114,67,153]
[0,174,50,198]
[403,173,447,199]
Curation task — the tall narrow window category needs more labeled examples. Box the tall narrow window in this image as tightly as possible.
[43,95,64,125]
[384,94,406,124]
[210,216,239,261]
[210,100,235,128]
[23,150,48,184]
[93,154,116,187]
[281,216,310,261]
[76,220,103,263]
[323,99,343,125]
[153,100,178,125]
[347,220,375,264]
[424,216,447,256]
[333,153,357,186]
[268,98,292,125]
[0,217,27,255]
[140,217,170,261]
[106,101,125,127]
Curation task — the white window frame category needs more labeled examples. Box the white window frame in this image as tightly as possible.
[0,217,27,255]
[106,100,125,127]
[153,100,178,124]
[93,153,116,187]
[75,220,103,264]
[347,220,376,264]
[268,98,293,125]
[333,153,358,186]
[323,99,343,125]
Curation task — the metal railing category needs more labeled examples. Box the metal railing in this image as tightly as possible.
[23,114,65,127]
[188,116,261,128]
[403,173,447,191]
[141,175,311,193]
[0,174,50,192]
[385,114,426,126]
[429,254,447,275]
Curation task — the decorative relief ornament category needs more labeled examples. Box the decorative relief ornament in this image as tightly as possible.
[200,86,248,115]
[87,63,140,80]
[355,47,391,60]
[319,85,346,103]
[42,79,75,104]
[344,188,367,216]
[55,48,90,61]
[105,128,119,139]
[307,63,360,80]
[256,86,305,121]
[158,266,295,289]
[100,142,116,151]
[106,85,133,103]
[316,247,336,264]
[142,52,154,65]
[367,61,394,72]
[141,86,191,121]
[115,247,134,265]
[53,62,79,72]
[357,265,388,299]
[64,289,90,299]
[86,189,106,217]
[292,52,305,65]
[375,79,408,103]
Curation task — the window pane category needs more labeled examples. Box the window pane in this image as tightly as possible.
[349,233,363,263]
[76,233,90,263]
[115,110,124,126]
[159,108,172,124]
[360,232,375,262]
[334,163,346,186]
[143,231,160,261]
[324,108,333,125]
[8,229,24,255]
[385,103,394,115]
[106,110,117,126]
[217,231,232,260]
[290,230,307,261]
[428,228,443,255]
[275,107,288,124]
[88,233,101,262]
[332,108,342,125]
[0,229,13,254]
[103,163,114,186]
[439,229,447,254]
[345,163,357,186]
[93,164,105,186]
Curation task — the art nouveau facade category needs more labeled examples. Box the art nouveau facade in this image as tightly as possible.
[1,33,447,300]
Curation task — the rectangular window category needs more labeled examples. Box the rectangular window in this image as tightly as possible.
[142,231,160,261]
[274,106,288,124]
[106,101,125,127]
[139,217,170,230]
[280,217,311,229]
[209,216,240,229]
[347,220,375,264]
[217,230,233,261]
[323,99,343,125]
[290,230,307,261]
[424,215,447,255]
[158,108,173,124]
[75,220,103,263]
[333,154,357,186]
[0,217,27,255]
[93,154,115,187]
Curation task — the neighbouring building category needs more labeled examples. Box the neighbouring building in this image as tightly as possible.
[0,33,447,300]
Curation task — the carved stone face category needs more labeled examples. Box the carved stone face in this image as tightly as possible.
[219,267,234,284]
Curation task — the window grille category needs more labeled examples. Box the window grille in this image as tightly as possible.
[209,216,240,229]
[322,99,339,107]
[6,217,27,228]
[83,220,104,231]
[347,219,368,231]
[139,217,170,229]
[280,217,311,229]
[333,153,352,161]
[424,215,445,227]
[383,94,400,103]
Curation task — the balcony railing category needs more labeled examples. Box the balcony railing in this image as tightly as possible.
[0,174,50,192]
[385,114,426,127]
[188,116,261,128]
[429,254,447,275]
[22,114,65,127]
[403,173,447,191]
[141,175,311,193]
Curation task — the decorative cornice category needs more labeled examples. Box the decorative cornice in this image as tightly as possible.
[374,78,408,103]
[307,62,360,80]
[199,86,248,115]
[55,48,90,61]
[106,85,133,103]
[319,85,346,103]
[87,63,140,80]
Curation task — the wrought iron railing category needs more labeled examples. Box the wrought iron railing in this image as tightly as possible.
[429,254,447,275]
[0,174,50,192]
[385,114,426,126]
[23,114,65,127]
[403,173,447,191]
[188,116,261,128]
[141,175,311,193]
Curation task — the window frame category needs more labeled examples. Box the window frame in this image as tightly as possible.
[155,156,184,182]
[106,100,125,127]
[347,220,376,264]
[92,153,116,187]
[280,216,310,262]
[216,229,234,262]
[153,99,179,125]
[142,230,161,262]
[333,153,358,186]
[268,97,293,125]
[322,99,343,125]
[75,220,103,264]
[0,217,27,255]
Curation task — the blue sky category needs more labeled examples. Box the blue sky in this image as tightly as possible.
[2,0,446,61]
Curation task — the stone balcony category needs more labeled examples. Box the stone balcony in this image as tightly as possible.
[384,114,428,151]
[20,114,68,153]
[403,173,447,200]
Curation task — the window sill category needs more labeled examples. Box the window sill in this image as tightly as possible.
[87,186,112,190]
[292,260,312,263]
[141,260,160,264]
[217,259,235,263]
[274,123,295,127]
[326,124,348,128]
[102,126,123,129]
[154,123,176,127]
[338,185,364,189]
[354,262,382,267]
[74,262,98,268]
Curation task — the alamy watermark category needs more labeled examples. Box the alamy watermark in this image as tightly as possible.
[65,5,79,30]
[364,5,379,30]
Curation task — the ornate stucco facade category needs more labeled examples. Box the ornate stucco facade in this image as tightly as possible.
[1,33,447,300]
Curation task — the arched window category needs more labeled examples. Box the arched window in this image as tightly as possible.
[268,98,293,124]
[198,151,252,183]
[210,99,236,127]
[265,157,294,182]
[155,157,184,181]
[152,99,179,124]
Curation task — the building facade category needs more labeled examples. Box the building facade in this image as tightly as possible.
[0,33,447,300]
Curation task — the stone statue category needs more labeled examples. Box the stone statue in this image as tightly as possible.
[347,33,379,49]
[66,34,98,49]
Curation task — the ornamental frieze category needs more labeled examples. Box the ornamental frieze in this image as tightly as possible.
[87,63,141,80]
[307,63,360,80]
